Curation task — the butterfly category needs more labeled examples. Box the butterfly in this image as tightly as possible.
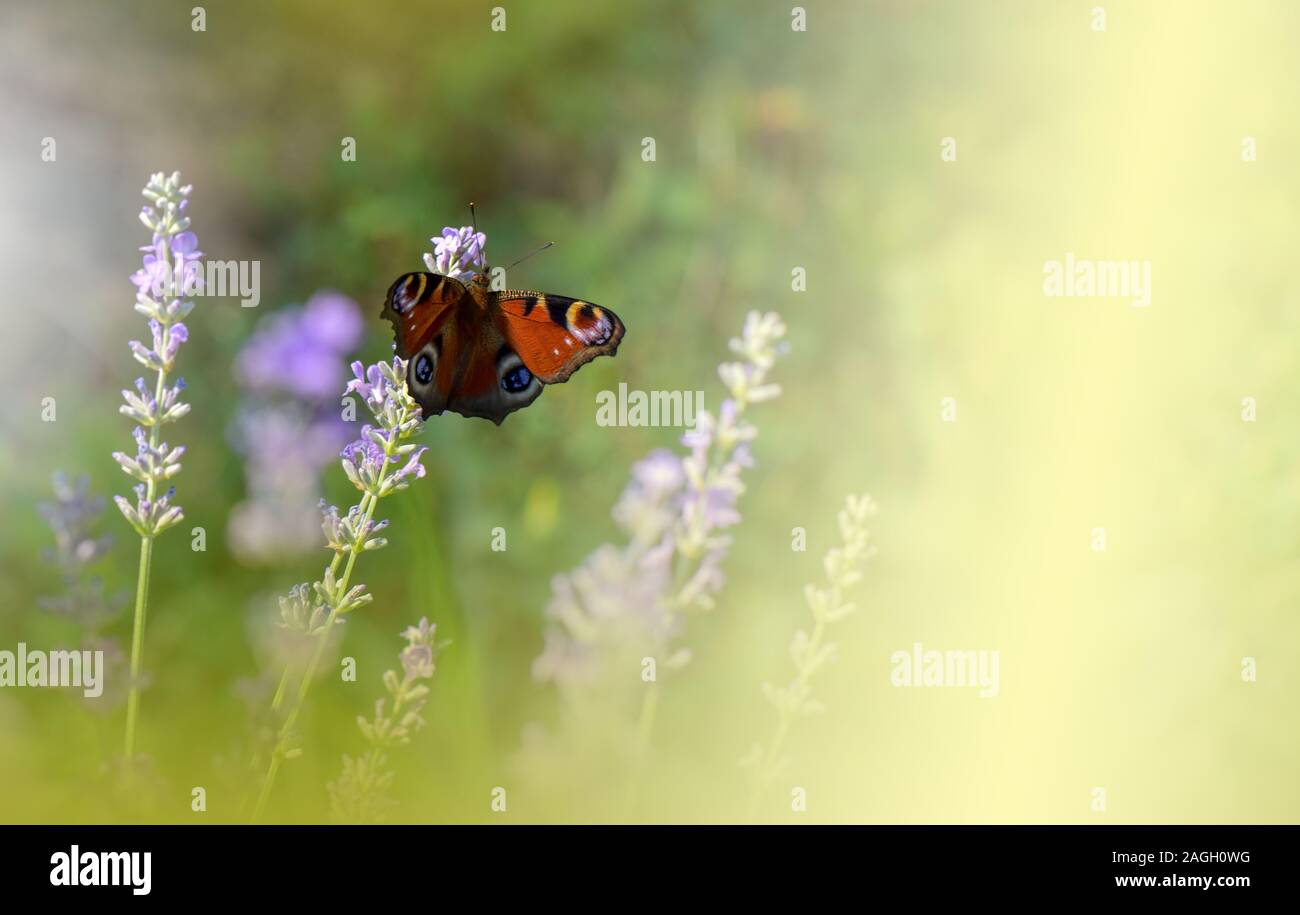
[381,268,625,424]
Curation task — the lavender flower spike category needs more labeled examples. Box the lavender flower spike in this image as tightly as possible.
[328,617,444,822]
[742,493,876,814]
[114,171,200,760]
[254,355,429,820]
[528,311,787,797]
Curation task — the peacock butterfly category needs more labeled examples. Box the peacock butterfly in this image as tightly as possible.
[381,265,625,425]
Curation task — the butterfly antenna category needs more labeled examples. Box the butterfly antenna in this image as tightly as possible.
[469,201,478,234]
[505,241,555,271]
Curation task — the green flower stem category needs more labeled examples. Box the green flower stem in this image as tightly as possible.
[748,613,826,816]
[122,535,153,758]
[269,666,291,713]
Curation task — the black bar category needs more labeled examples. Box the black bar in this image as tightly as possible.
[2,825,1284,898]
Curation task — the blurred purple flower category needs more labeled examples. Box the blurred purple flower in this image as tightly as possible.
[236,291,364,401]
[400,643,435,680]
[401,617,436,645]
[229,291,364,562]
[38,472,125,629]
[171,231,200,257]
[228,407,353,561]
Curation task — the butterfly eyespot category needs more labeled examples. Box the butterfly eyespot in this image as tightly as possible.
[389,273,429,315]
[501,365,532,393]
[415,353,434,384]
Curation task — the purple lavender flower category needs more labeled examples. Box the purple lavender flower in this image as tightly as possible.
[319,501,390,554]
[423,225,487,280]
[340,428,386,478]
[115,171,200,759]
[275,581,341,641]
[338,423,428,497]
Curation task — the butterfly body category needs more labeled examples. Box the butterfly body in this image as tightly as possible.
[382,270,624,424]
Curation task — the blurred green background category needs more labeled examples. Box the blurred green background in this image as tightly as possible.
[1,0,1298,823]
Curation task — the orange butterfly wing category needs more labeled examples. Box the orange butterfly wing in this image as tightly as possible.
[492,291,625,383]
[381,272,470,419]
[382,272,465,359]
